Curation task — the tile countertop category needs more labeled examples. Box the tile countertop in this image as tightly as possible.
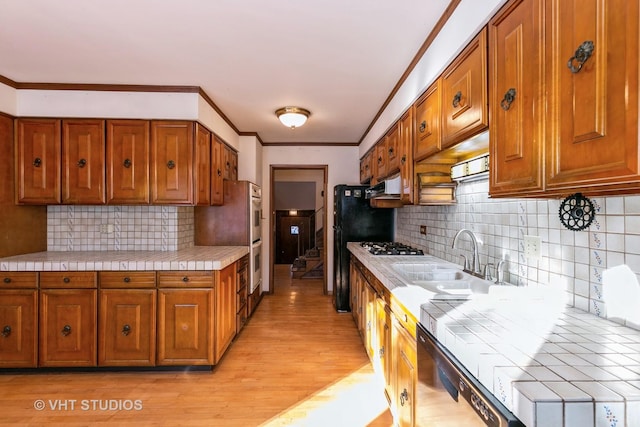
[0,246,249,272]
[348,242,640,427]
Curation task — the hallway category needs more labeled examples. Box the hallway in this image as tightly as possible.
[0,265,393,426]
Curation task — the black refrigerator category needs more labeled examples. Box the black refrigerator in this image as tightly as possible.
[333,184,394,312]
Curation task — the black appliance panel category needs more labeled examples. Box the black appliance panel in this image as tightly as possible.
[333,185,393,312]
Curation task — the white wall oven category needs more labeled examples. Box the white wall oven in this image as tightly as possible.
[249,183,262,294]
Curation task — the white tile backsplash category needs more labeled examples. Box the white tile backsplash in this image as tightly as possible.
[396,178,640,330]
[47,205,194,251]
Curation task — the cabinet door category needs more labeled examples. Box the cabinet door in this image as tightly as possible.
[399,108,414,204]
[545,0,639,192]
[489,0,545,197]
[215,263,236,363]
[223,145,232,180]
[99,289,156,366]
[374,139,388,182]
[386,124,401,176]
[393,317,416,427]
[441,28,488,149]
[350,262,361,326]
[106,119,150,204]
[414,80,441,161]
[15,119,61,204]
[157,288,213,365]
[0,290,38,367]
[230,150,238,181]
[376,298,392,402]
[194,123,212,206]
[39,289,97,367]
[211,136,224,206]
[62,119,106,204]
[363,282,377,360]
[151,121,194,204]
[360,151,373,184]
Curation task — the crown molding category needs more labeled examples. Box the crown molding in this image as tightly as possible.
[358,0,462,144]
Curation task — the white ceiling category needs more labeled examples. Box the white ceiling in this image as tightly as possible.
[0,0,451,144]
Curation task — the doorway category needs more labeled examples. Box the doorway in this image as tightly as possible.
[275,210,315,264]
[269,166,327,295]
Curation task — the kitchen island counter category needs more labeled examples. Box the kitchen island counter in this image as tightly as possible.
[348,242,640,427]
[0,246,249,272]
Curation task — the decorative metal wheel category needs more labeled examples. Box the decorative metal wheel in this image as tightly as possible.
[558,193,595,231]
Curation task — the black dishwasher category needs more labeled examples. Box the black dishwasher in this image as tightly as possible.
[416,323,524,427]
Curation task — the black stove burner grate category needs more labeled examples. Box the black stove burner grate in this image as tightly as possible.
[360,241,424,256]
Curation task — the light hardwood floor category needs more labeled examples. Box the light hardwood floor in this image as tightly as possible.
[0,265,393,426]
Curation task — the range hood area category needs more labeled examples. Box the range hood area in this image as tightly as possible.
[415,131,489,205]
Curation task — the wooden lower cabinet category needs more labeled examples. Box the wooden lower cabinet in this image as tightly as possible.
[351,258,418,427]
[236,255,249,334]
[0,289,38,367]
[375,297,392,403]
[157,288,214,365]
[99,289,156,366]
[215,263,236,363]
[39,289,97,367]
[393,315,417,427]
[0,263,252,369]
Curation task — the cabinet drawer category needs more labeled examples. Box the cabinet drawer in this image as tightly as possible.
[40,272,97,289]
[99,271,156,288]
[391,298,417,340]
[236,286,248,313]
[157,271,214,288]
[236,311,247,334]
[0,272,38,289]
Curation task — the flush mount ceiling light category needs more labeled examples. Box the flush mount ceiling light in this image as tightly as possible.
[275,107,311,129]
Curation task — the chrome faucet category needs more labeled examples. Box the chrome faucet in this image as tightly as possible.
[452,229,481,276]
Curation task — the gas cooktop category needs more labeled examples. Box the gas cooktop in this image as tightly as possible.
[360,242,425,256]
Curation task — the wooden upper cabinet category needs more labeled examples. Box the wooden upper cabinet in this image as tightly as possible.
[386,124,401,176]
[211,136,224,206]
[62,119,106,204]
[360,150,373,184]
[15,119,62,204]
[194,123,212,206]
[151,121,194,204]
[489,0,545,197]
[545,0,639,193]
[374,139,388,182]
[223,145,232,180]
[232,151,238,180]
[441,28,488,149]
[414,80,441,161]
[399,108,414,204]
[106,119,150,204]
